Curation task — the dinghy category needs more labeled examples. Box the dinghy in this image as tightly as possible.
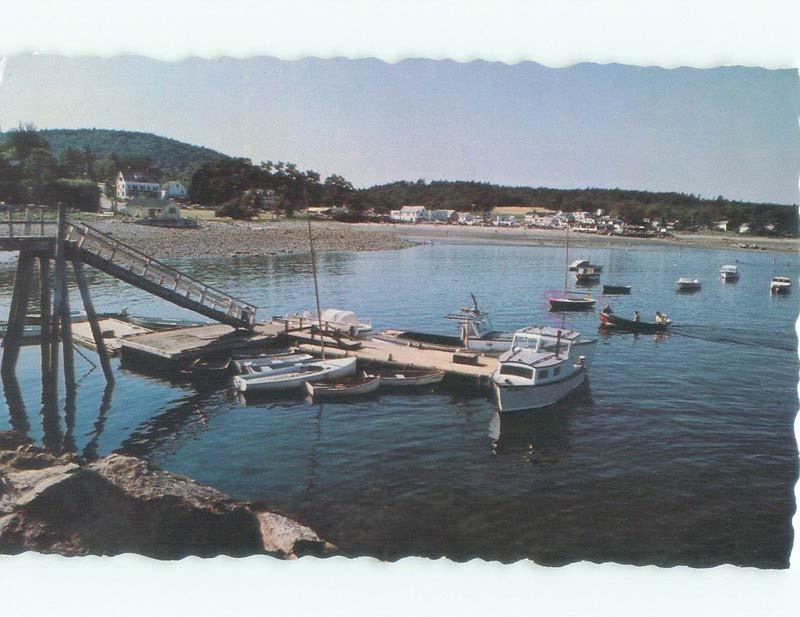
[365,367,446,387]
[232,356,357,394]
[305,374,381,400]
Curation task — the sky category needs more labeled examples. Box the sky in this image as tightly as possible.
[0,54,797,204]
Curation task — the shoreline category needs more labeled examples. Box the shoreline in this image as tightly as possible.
[357,222,799,254]
[78,216,798,260]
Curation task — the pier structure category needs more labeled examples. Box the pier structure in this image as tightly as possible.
[1,204,259,390]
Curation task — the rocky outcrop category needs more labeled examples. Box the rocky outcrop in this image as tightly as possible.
[0,431,333,559]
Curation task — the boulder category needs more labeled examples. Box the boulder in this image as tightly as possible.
[0,431,334,559]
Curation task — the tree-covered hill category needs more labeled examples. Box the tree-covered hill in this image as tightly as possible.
[0,128,229,176]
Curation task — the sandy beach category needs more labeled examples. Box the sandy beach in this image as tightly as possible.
[81,217,798,259]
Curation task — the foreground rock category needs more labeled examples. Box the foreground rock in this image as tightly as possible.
[0,431,333,559]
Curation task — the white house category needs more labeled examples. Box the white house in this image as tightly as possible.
[121,197,182,220]
[457,212,479,225]
[161,180,188,199]
[714,220,730,232]
[429,209,456,222]
[390,205,429,223]
[116,170,161,200]
[738,223,751,234]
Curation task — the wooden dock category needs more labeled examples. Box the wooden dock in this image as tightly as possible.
[297,334,498,387]
[71,318,152,357]
[120,321,286,364]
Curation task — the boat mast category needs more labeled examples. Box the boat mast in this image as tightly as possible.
[563,224,569,292]
[304,183,326,362]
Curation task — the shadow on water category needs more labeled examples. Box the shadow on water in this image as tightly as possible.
[118,389,233,459]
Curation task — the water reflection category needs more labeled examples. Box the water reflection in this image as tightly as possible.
[488,383,591,461]
[119,389,229,459]
[82,383,115,461]
[1,369,30,435]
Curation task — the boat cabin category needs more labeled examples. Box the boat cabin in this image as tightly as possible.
[495,327,581,385]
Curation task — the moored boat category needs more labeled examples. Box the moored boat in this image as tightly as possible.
[232,356,357,393]
[574,266,601,283]
[364,366,446,387]
[599,307,670,333]
[233,352,315,375]
[602,284,631,295]
[720,265,740,282]
[183,355,232,379]
[548,293,596,311]
[676,277,701,292]
[492,328,591,413]
[305,374,381,399]
[770,276,792,294]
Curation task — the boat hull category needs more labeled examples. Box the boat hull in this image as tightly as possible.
[233,357,357,393]
[771,285,791,295]
[493,366,585,413]
[306,376,381,399]
[548,299,596,311]
[602,285,631,295]
[599,311,669,333]
[372,369,446,387]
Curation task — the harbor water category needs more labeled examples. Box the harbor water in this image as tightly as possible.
[1,241,798,567]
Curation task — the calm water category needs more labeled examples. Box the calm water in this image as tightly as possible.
[1,241,798,567]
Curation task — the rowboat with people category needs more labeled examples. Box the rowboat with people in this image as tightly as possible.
[599,306,670,333]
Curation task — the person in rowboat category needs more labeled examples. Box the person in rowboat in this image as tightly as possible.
[632,310,640,322]
[655,311,664,324]
[602,304,614,315]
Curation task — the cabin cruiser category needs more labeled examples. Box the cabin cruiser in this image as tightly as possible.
[720,265,740,282]
[676,277,701,292]
[770,276,792,294]
[492,327,595,413]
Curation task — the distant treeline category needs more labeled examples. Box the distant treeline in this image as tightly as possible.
[353,180,799,234]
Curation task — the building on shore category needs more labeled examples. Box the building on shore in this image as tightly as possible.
[116,170,162,200]
[390,205,429,223]
[161,180,188,200]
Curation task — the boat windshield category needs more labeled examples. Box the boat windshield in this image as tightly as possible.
[510,333,541,351]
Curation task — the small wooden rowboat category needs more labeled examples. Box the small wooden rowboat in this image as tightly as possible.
[365,367,446,387]
[599,309,670,333]
[305,374,381,400]
[184,355,232,379]
[602,284,631,295]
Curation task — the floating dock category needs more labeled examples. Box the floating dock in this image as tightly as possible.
[120,321,286,366]
[297,334,498,387]
[71,318,152,356]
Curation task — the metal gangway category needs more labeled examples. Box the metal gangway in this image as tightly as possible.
[1,205,257,330]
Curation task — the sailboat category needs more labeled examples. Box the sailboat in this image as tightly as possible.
[548,226,596,311]
[233,185,356,394]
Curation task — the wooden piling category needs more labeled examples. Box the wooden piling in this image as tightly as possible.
[1,251,35,373]
[73,259,114,383]
[54,204,76,394]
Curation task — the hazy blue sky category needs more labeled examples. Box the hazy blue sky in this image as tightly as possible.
[1,54,797,204]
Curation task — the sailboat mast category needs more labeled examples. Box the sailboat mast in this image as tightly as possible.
[564,224,569,292]
[304,184,326,362]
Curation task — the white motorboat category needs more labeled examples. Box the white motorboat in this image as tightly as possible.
[720,265,739,282]
[676,277,701,292]
[232,356,357,393]
[770,276,792,294]
[569,259,602,272]
[492,327,593,413]
[281,308,373,338]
